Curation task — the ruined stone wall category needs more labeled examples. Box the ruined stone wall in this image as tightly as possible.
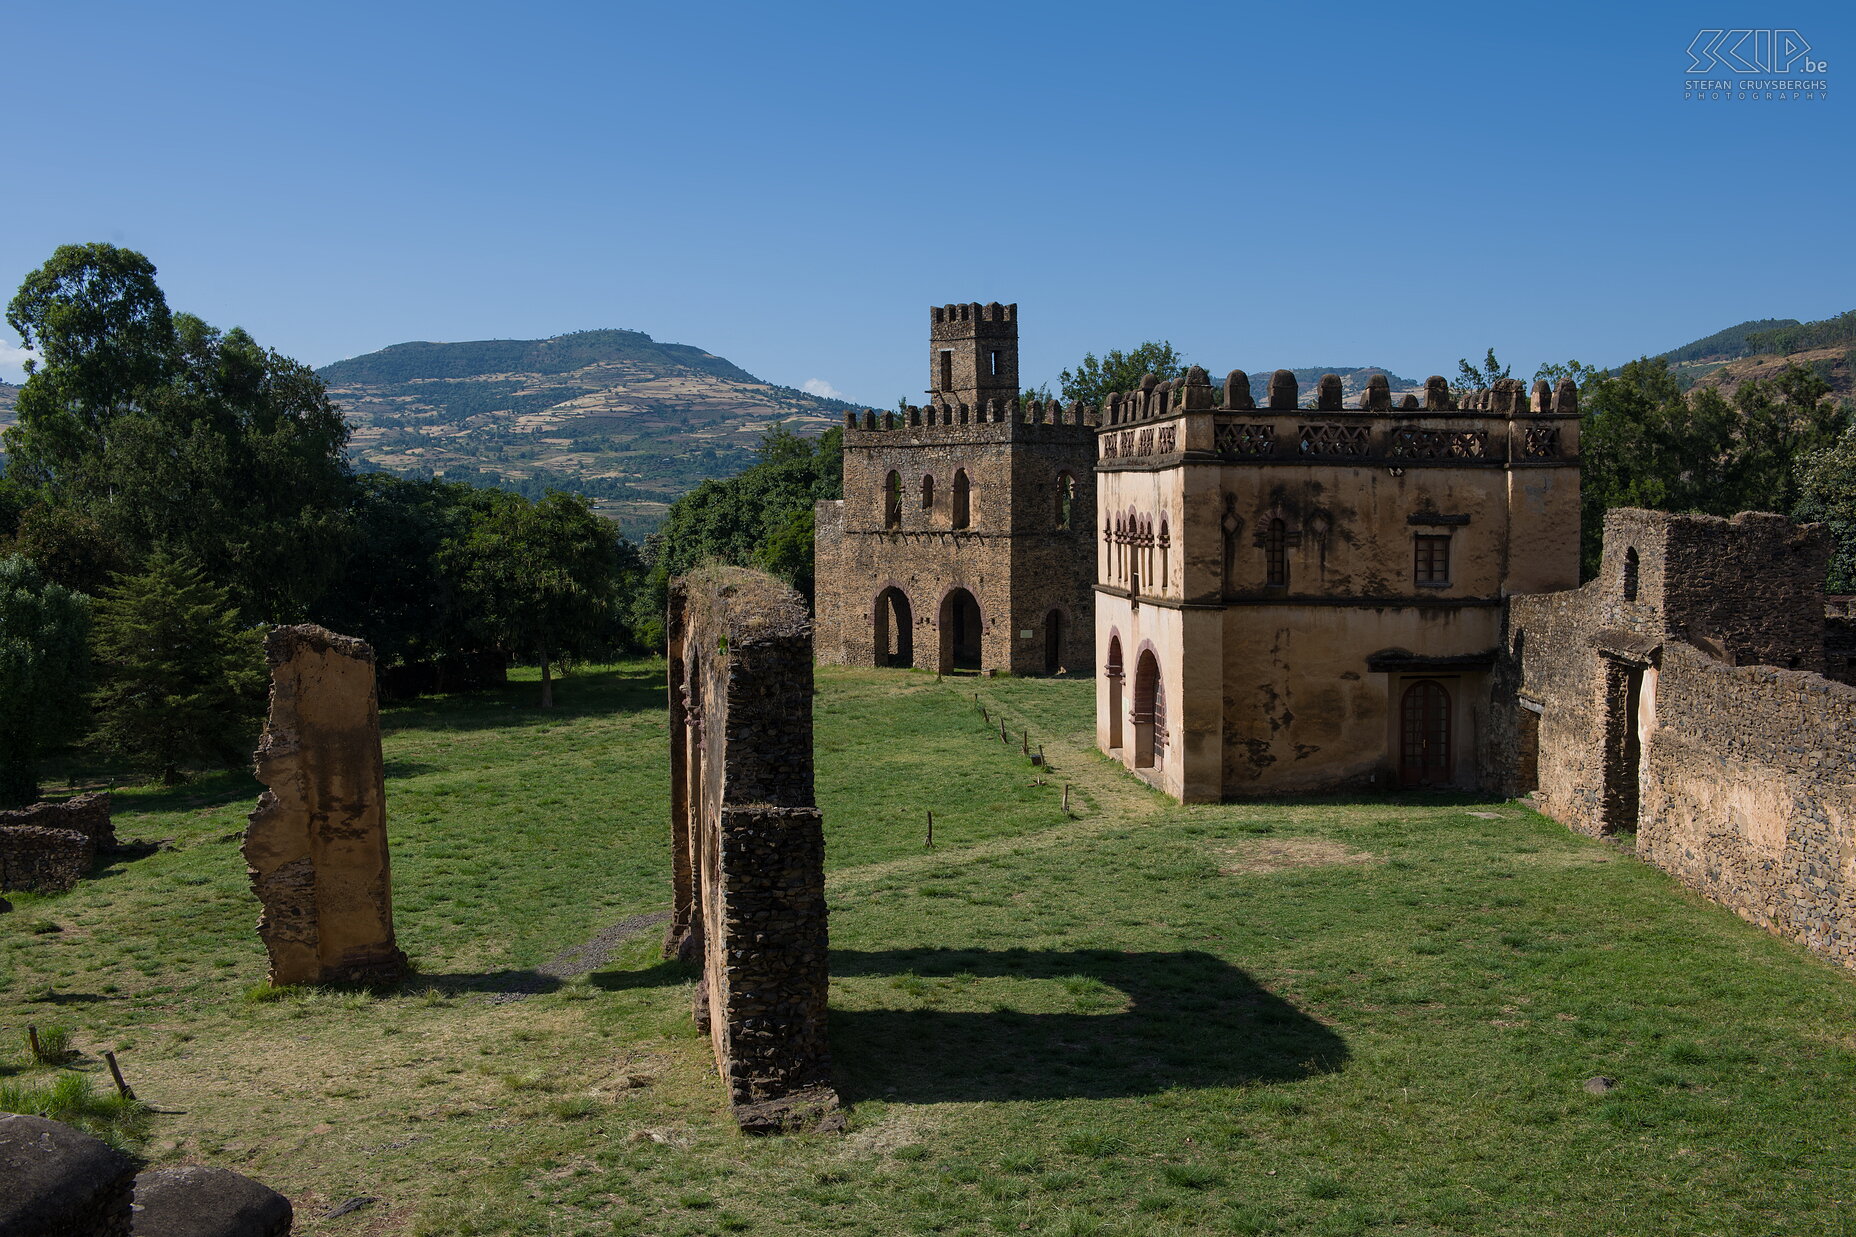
[1506,509,1856,970]
[0,792,113,894]
[1823,597,1856,685]
[1639,643,1856,969]
[666,567,837,1132]
[245,625,406,987]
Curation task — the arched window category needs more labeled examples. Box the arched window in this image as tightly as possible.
[1105,634,1124,751]
[952,469,971,529]
[883,470,902,529]
[1158,516,1170,590]
[1132,650,1164,769]
[1623,546,1640,601]
[1056,472,1076,530]
[921,474,935,510]
[1266,518,1288,588]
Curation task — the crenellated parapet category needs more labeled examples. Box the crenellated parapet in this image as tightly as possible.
[1096,366,1581,468]
[844,397,1098,443]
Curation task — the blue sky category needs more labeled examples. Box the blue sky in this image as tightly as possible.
[2,1,1849,403]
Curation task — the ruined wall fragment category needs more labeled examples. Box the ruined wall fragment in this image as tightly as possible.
[666,567,838,1133]
[244,625,406,987]
[0,792,114,895]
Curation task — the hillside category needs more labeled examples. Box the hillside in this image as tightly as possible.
[317,329,856,539]
[1655,309,1856,402]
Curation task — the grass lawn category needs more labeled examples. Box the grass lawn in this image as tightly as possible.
[3,661,1854,1236]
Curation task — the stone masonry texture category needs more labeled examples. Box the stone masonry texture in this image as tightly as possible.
[814,303,1097,677]
[1503,509,1856,971]
[0,1112,137,1236]
[665,566,839,1134]
[244,625,407,988]
[0,793,113,895]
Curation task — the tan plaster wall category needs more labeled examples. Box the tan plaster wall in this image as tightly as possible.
[245,625,405,987]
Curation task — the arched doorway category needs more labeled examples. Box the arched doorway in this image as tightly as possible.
[1132,650,1163,770]
[1106,635,1124,751]
[937,588,983,672]
[873,588,913,668]
[1044,609,1065,674]
[1399,680,1451,787]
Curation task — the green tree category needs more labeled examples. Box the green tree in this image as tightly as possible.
[90,552,263,784]
[1454,347,1510,394]
[1726,364,1847,517]
[1797,430,1856,594]
[5,244,354,620]
[636,425,843,646]
[0,557,92,806]
[455,491,622,707]
[1057,342,1186,408]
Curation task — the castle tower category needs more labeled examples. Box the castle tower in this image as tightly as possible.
[814,302,1095,676]
[929,302,1019,410]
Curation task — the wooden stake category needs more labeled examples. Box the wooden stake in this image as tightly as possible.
[1021,730,1029,755]
[27,1025,41,1062]
[1062,783,1071,813]
[103,1050,136,1101]
[925,810,933,849]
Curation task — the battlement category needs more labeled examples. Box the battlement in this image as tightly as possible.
[930,301,1017,327]
[843,398,1097,440]
[1100,367,1579,425]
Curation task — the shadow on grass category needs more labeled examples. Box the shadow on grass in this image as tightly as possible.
[381,664,665,735]
[586,959,694,992]
[828,947,1347,1102]
[411,969,567,999]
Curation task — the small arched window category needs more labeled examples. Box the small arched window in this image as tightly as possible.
[952,469,971,529]
[1623,546,1640,601]
[883,470,902,528]
[1056,472,1076,530]
[921,474,935,510]
[1159,517,1170,590]
[1266,518,1288,588]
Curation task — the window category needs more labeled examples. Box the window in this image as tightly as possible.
[1265,518,1288,587]
[1159,517,1169,590]
[939,350,953,392]
[883,470,901,529]
[989,349,1000,377]
[921,474,935,510]
[1056,472,1075,530]
[1414,534,1450,585]
[1623,546,1640,601]
[952,469,971,529]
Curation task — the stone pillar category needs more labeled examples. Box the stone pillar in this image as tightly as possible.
[244,625,406,987]
[665,567,839,1134]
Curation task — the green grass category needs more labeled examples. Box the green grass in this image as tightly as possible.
[4,661,1856,1234]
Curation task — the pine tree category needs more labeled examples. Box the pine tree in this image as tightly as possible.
[90,552,264,783]
[0,557,92,806]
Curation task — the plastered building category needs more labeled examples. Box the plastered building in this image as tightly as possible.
[814,303,1097,675]
[1093,367,1581,801]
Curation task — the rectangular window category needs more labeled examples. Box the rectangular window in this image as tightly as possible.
[1414,535,1451,585]
[939,350,953,392]
[988,349,1000,378]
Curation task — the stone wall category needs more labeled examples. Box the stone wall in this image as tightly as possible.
[0,792,112,895]
[665,567,838,1133]
[1639,643,1856,968]
[1504,508,1856,971]
[244,625,407,987]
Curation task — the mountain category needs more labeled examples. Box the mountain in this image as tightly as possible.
[1239,366,1421,404]
[1654,309,1856,402]
[316,329,858,538]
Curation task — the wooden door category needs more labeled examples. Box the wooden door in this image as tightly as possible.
[1399,680,1451,787]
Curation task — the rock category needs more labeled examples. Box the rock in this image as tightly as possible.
[1583,1076,1618,1094]
[0,1112,137,1235]
[132,1165,292,1236]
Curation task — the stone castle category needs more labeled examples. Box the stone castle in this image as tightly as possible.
[812,301,1856,975]
[1092,366,1581,800]
[814,304,1097,676]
